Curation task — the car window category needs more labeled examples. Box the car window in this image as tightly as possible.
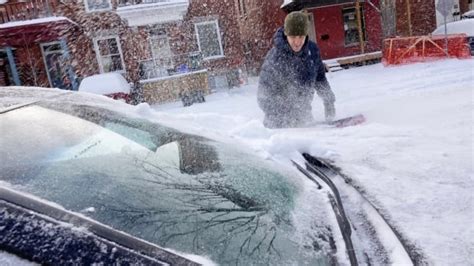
[0,104,336,265]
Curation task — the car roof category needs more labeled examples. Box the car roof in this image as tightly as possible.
[462,10,474,18]
[432,19,474,36]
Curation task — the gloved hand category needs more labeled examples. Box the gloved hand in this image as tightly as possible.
[324,101,335,122]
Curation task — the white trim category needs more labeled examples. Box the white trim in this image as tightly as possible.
[40,41,64,88]
[139,69,207,83]
[116,1,189,27]
[194,20,224,60]
[92,36,126,74]
[202,55,225,61]
[342,6,366,46]
[84,0,113,13]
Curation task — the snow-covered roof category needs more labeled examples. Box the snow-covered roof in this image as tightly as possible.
[432,19,474,35]
[0,16,75,29]
[116,0,188,11]
[78,73,131,95]
[116,0,189,26]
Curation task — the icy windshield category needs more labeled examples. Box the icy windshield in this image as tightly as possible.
[0,104,335,265]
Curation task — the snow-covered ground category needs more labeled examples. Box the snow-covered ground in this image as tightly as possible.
[150,58,474,265]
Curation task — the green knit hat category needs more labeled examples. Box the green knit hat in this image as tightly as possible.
[284,11,309,36]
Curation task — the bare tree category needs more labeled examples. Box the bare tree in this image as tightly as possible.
[380,0,397,38]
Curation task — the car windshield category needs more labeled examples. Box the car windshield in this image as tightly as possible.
[0,102,335,265]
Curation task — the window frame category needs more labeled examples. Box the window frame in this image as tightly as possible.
[84,0,113,12]
[149,33,174,69]
[194,20,225,60]
[342,6,367,47]
[93,36,126,74]
[238,0,247,16]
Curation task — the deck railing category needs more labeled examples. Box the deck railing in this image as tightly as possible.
[139,52,203,80]
[117,0,184,7]
[0,0,60,24]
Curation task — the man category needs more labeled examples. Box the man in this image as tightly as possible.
[258,11,336,128]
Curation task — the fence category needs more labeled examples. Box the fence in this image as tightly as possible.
[382,34,471,65]
[139,52,203,80]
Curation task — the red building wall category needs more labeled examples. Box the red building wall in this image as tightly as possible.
[395,0,436,37]
[310,1,383,60]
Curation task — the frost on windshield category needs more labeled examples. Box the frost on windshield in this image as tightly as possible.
[2,114,335,265]
[91,139,335,265]
[0,97,336,265]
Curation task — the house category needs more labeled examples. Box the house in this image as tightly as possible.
[0,0,245,104]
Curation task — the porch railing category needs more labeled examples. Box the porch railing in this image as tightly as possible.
[118,0,185,7]
[0,0,60,24]
[139,52,203,80]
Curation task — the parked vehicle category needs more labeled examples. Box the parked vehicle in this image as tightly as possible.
[432,19,474,55]
[0,87,339,265]
[461,10,474,19]
[78,72,132,103]
[0,87,415,265]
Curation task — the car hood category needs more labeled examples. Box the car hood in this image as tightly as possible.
[0,86,340,265]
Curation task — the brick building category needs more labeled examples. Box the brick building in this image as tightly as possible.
[235,0,286,74]
[0,0,245,103]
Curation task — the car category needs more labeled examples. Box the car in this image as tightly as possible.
[0,186,199,265]
[432,19,474,55]
[78,72,133,103]
[0,87,411,265]
[461,10,474,19]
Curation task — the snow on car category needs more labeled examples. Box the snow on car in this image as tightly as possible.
[78,72,132,103]
[432,19,474,55]
[461,10,474,19]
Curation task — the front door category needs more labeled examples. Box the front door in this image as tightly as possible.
[41,42,72,90]
[0,51,13,86]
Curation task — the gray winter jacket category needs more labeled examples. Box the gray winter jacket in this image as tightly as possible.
[258,27,335,128]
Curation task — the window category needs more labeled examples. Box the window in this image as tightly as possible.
[85,0,112,12]
[150,33,173,69]
[195,20,224,60]
[40,42,72,90]
[342,7,366,46]
[140,32,174,79]
[238,0,247,15]
[93,36,126,73]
